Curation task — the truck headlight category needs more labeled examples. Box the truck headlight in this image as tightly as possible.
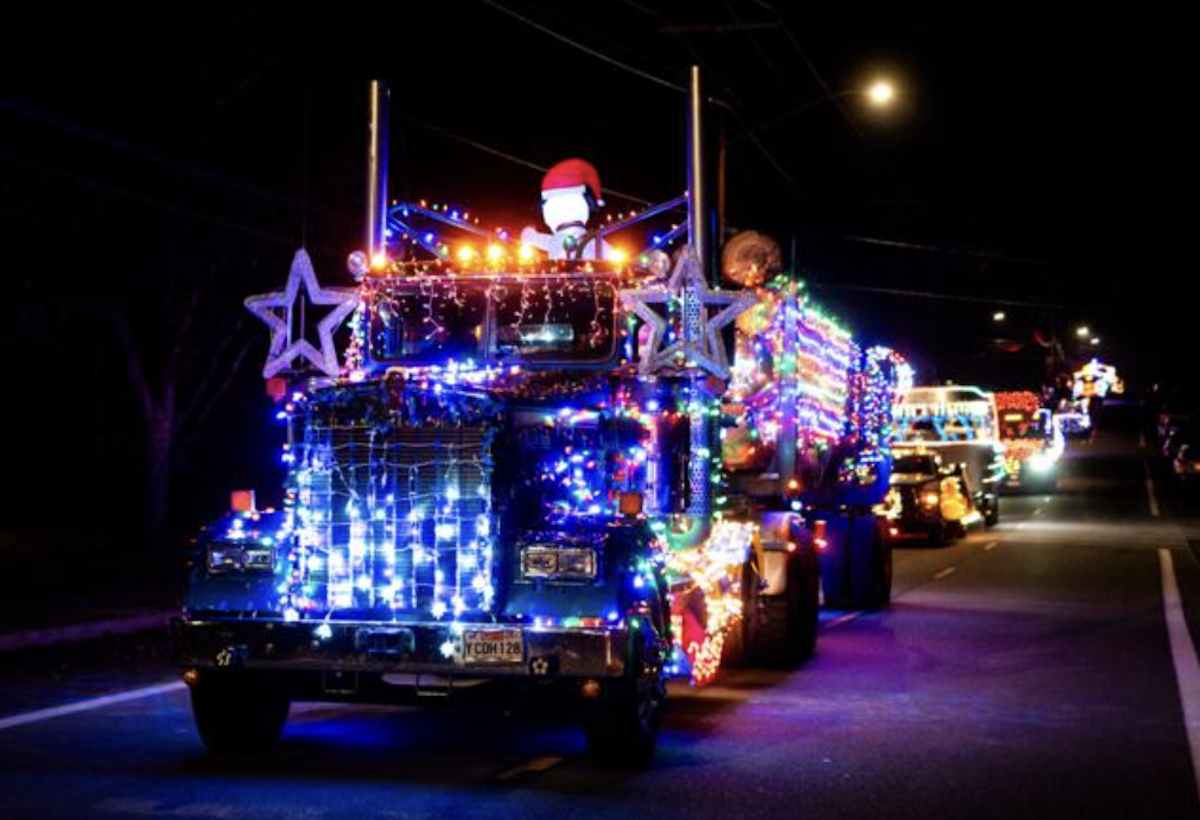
[520,545,598,581]
[1028,453,1056,473]
[920,482,940,508]
[207,542,273,574]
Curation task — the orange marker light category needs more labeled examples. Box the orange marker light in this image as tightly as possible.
[230,490,256,513]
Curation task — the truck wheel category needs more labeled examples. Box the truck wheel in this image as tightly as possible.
[984,494,1000,527]
[583,633,666,768]
[719,562,754,670]
[190,671,290,753]
[747,548,818,669]
[866,538,893,609]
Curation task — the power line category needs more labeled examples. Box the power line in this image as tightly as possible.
[0,149,334,251]
[0,93,357,227]
[604,0,800,192]
[817,280,1072,310]
[754,4,887,165]
[476,0,688,95]
[403,115,654,206]
[720,105,796,188]
[840,234,1076,270]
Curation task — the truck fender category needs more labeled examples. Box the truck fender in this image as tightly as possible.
[758,548,792,596]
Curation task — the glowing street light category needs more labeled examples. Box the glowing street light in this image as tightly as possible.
[1075,325,1091,338]
[868,79,896,107]
[1091,337,1101,346]
[992,311,1006,322]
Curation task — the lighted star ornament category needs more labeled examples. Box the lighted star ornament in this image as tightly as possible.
[245,248,360,379]
[621,245,756,379]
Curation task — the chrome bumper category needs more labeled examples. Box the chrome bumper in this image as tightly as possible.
[170,616,628,679]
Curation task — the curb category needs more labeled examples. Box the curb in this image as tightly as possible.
[0,612,174,653]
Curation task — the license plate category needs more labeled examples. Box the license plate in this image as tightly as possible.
[462,628,524,664]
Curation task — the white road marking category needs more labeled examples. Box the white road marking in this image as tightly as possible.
[983,540,1000,551]
[497,755,562,780]
[1158,549,1200,806]
[0,681,186,732]
[821,611,862,631]
[1144,460,1162,518]
[933,567,956,580]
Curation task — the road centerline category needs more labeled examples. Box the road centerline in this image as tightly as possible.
[497,755,563,781]
[1144,460,1162,518]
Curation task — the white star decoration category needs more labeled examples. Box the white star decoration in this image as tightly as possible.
[245,248,360,379]
[621,245,756,380]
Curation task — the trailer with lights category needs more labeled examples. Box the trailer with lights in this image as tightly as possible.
[172,71,908,765]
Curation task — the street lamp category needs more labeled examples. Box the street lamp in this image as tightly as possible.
[868,80,896,107]
[1090,337,1101,346]
[1075,325,1090,338]
[992,310,1006,322]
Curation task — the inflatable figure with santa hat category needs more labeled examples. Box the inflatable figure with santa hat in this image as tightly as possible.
[520,158,615,260]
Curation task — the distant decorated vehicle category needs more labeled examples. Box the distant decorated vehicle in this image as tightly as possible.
[996,391,1064,492]
[892,385,1006,526]
[1073,359,1123,402]
[171,73,908,765]
[882,452,975,544]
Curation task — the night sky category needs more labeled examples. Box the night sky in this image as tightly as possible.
[0,2,1190,541]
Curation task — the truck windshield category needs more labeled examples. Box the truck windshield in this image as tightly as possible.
[894,412,994,443]
[1000,411,1049,441]
[893,454,939,474]
[368,275,617,366]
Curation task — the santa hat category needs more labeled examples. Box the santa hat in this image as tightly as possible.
[541,158,604,207]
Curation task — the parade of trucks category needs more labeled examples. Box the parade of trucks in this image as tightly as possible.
[170,72,1082,766]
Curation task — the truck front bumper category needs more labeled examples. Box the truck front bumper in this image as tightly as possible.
[170,616,627,680]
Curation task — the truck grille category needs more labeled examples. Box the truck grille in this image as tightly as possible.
[297,421,495,617]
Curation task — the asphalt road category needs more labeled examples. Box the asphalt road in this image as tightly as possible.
[2,430,1199,820]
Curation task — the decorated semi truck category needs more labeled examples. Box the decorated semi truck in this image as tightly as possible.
[996,390,1063,491]
[171,73,908,765]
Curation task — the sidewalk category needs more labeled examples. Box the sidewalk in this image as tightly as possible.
[0,528,180,653]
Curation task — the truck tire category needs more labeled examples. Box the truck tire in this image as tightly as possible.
[719,561,756,670]
[582,632,666,768]
[984,493,1000,527]
[746,548,818,669]
[822,514,893,609]
[190,671,290,753]
[864,536,893,609]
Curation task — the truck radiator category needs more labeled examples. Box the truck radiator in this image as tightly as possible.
[298,422,495,617]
